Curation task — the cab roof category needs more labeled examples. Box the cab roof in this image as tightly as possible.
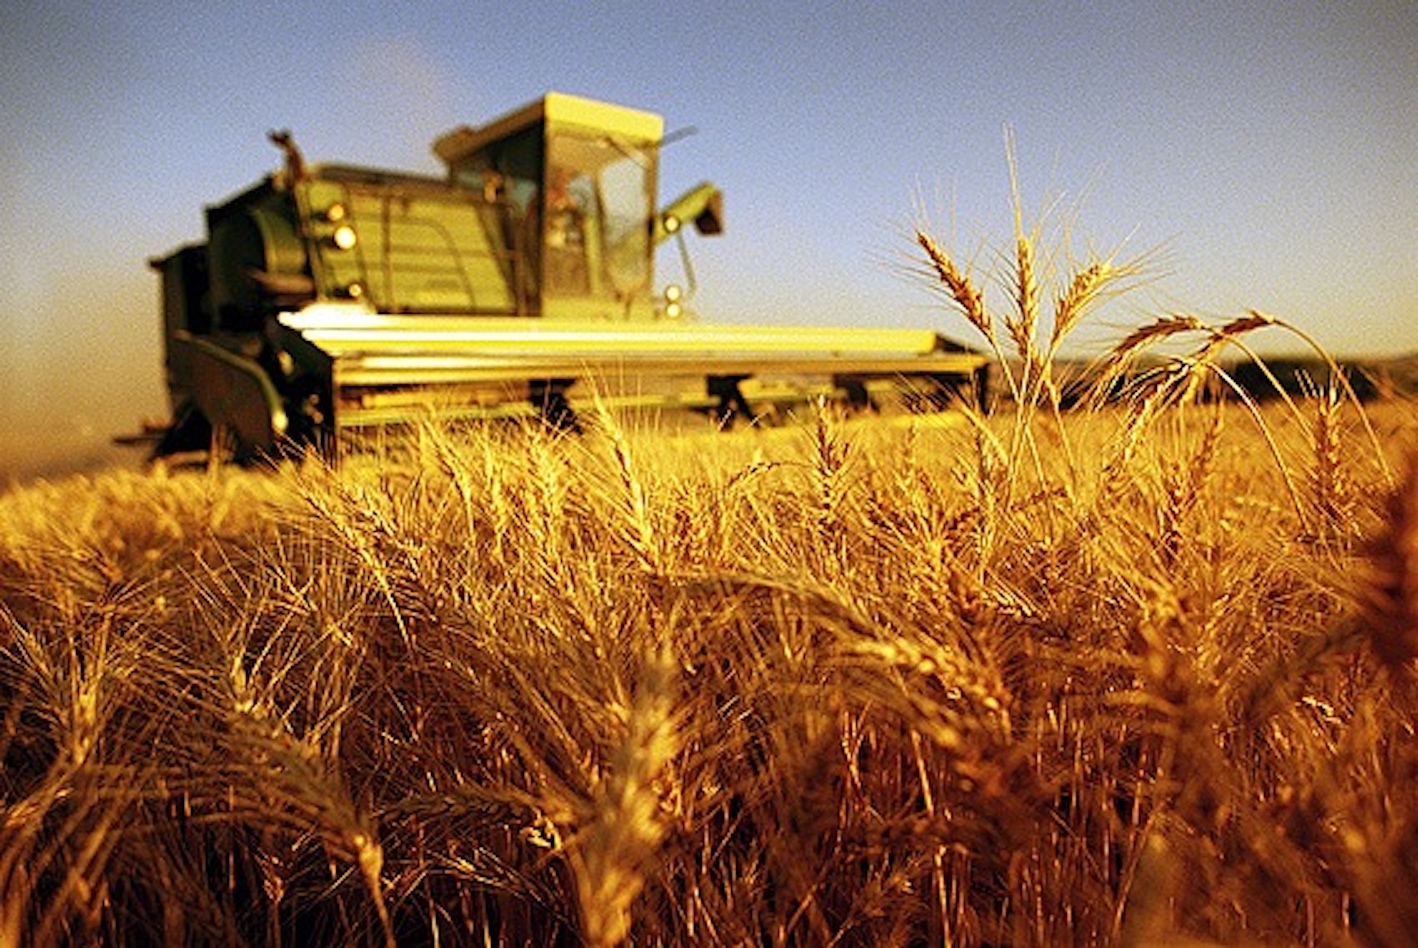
[432,92,664,167]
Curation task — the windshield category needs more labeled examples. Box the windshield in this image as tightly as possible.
[543,133,654,302]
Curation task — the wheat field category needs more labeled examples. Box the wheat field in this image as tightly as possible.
[2,230,1416,946]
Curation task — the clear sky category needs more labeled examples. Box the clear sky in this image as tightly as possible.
[2,1,1414,477]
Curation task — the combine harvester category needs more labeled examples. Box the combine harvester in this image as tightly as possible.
[146,93,987,460]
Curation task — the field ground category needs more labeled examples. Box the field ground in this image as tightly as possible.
[2,392,1417,946]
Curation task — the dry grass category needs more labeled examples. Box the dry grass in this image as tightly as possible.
[2,216,1416,945]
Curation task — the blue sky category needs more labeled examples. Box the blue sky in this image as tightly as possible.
[2,1,1414,475]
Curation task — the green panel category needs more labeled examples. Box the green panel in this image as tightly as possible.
[303,175,518,315]
[207,195,305,329]
[173,333,288,455]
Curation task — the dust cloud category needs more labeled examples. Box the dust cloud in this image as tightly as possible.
[2,265,166,484]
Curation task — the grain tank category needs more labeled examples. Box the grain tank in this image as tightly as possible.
[148,93,986,459]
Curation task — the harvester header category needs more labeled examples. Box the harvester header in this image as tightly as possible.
[144,92,985,460]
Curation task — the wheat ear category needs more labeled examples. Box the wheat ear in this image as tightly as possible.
[1358,451,1418,671]
[915,230,995,349]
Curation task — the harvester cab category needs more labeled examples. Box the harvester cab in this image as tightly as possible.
[433,93,720,321]
[145,92,985,462]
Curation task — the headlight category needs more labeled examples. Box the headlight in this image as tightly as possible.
[663,283,684,319]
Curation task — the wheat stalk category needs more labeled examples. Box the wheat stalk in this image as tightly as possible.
[1305,383,1356,545]
[570,644,678,948]
[1357,450,1418,671]
[915,230,996,351]
[1007,235,1041,371]
[592,396,663,576]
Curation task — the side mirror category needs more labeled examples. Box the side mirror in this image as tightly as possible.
[655,183,724,244]
[692,188,723,235]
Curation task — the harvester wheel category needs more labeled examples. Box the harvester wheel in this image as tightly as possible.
[530,380,582,433]
[707,375,754,428]
[152,401,212,459]
[834,376,879,413]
